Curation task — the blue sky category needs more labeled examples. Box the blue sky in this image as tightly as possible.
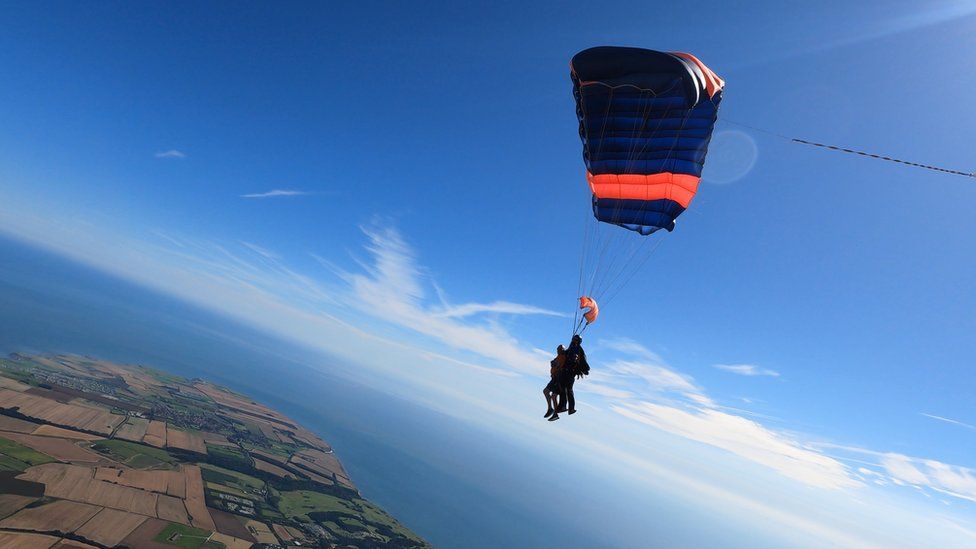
[3,1,976,546]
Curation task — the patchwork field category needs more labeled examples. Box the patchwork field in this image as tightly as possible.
[0,389,124,435]
[115,417,150,442]
[90,439,179,470]
[0,531,62,549]
[0,353,428,548]
[0,494,36,519]
[19,463,159,516]
[0,499,100,531]
[73,507,148,546]
[143,420,168,448]
[0,432,102,463]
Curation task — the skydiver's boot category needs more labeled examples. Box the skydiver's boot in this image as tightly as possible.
[548,413,559,422]
[568,409,577,415]
[544,408,553,418]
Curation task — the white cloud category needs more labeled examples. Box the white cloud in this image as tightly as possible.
[433,301,567,319]
[920,413,976,431]
[241,189,314,198]
[714,363,780,377]
[154,149,186,158]
[613,401,860,490]
[335,223,553,374]
[881,454,976,503]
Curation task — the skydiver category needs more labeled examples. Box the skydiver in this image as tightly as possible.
[556,334,589,415]
[544,345,566,421]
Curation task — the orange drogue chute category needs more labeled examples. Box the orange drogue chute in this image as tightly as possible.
[579,296,599,324]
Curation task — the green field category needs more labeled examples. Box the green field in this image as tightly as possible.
[205,443,252,469]
[278,489,357,520]
[0,436,55,471]
[90,439,178,469]
[153,522,224,549]
[200,463,264,491]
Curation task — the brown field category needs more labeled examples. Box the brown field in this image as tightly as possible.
[0,377,32,392]
[0,499,100,532]
[182,464,215,530]
[272,427,294,444]
[272,523,305,542]
[199,431,230,446]
[0,389,124,435]
[211,508,256,541]
[245,519,279,544]
[20,463,159,517]
[156,494,190,524]
[0,494,36,519]
[0,432,102,462]
[0,414,40,434]
[291,448,354,488]
[31,425,101,441]
[74,507,148,547]
[143,420,167,447]
[0,531,61,549]
[94,466,185,496]
[115,417,149,442]
[254,457,295,479]
[293,427,329,449]
[118,517,173,549]
[251,449,290,467]
[210,532,254,549]
[165,427,206,454]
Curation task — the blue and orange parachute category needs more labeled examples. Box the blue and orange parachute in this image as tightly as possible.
[571,46,724,235]
[570,47,723,332]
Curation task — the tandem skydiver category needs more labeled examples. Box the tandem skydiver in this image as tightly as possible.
[544,345,566,421]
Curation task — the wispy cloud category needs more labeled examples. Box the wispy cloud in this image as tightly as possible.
[589,345,856,490]
[433,301,568,319]
[714,363,780,377]
[334,223,555,373]
[599,337,664,362]
[817,443,976,505]
[921,413,976,431]
[240,189,314,199]
[613,401,860,490]
[154,149,186,159]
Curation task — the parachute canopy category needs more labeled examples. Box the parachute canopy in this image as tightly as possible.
[571,46,724,235]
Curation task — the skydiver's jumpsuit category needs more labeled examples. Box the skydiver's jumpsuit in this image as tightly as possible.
[561,342,588,412]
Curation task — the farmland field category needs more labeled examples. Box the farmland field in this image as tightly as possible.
[153,522,223,549]
[90,439,178,469]
[0,436,55,470]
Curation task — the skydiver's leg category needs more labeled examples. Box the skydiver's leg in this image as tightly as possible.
[567,381,576,414]
[544,386,555,418]
[556,385,568,413]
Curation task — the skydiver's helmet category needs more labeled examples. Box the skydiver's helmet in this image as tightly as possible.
[557,345,566,354]
[572,335,582,344]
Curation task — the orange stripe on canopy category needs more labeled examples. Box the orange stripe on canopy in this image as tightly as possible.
[587,172,700,208]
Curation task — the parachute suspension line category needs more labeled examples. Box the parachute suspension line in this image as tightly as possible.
[601,234,666,309]
[588,84,676,298]
[581,85,618,298]
[720,118,976,179]
[595,91,694,304]
[589,87,660,295]
[574,78,614,332]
